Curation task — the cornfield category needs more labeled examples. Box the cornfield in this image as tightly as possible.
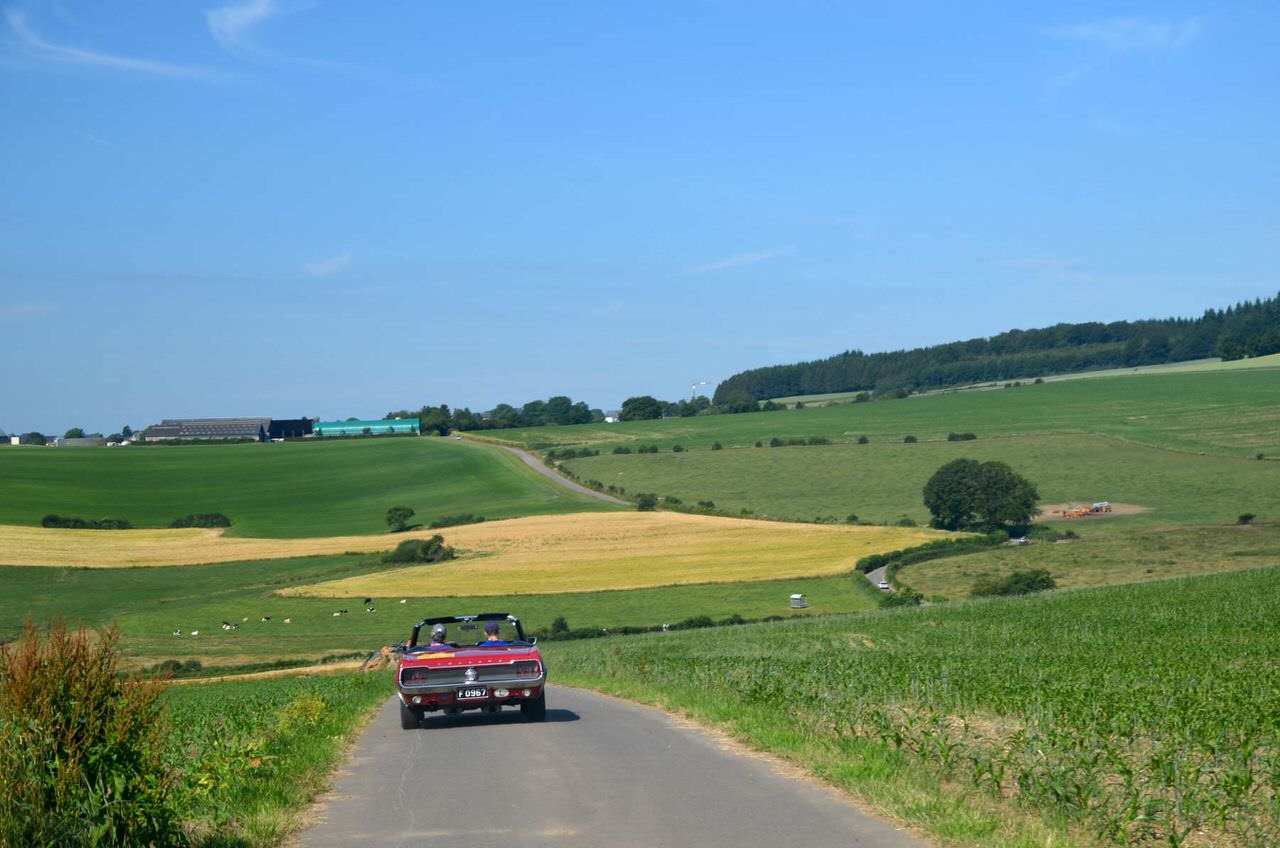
[551,566,1280,846]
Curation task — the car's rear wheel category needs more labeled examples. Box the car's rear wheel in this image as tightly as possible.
[520,692,547,722]
[400,700,421,730]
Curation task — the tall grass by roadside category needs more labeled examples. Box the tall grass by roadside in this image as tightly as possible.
[166,671,389,847]
[0,619,390,847]
[0,621,180,847]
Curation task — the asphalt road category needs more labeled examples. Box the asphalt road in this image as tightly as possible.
[296,687,926,848]
[865,564,896,593]
[498,444,631,506]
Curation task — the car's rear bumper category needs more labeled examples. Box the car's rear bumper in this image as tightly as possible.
[396,677,545,711]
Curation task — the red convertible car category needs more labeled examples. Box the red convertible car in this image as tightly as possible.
[395,613,547,729]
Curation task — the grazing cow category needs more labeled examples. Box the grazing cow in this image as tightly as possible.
[283,618,292,624]
[261,616,271,621]
[363,597,372,605]
[172,629,182,636]
[190,630,199,636]
[366,607,376,613]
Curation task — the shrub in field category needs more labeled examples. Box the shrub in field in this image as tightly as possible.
[895,515,918,527]
[879,586,922,607]
[672,444,684,453]
[697,500,716,509]
[711,441,722,450]
[663,496,683,505]
[846,513,859,523]
[856,534,1005,574]
[971,568,1057,597]
[428,513,485,529]
[1238,513,1256,525]
[550,616,570,635]
[807,436,830,445]
[754,441,763,448]
[612,446,632,454]
[383,534,454,564]
[769,437,783,447]
[903,434,917,443]
[857,435,869,444]
[40,514,132,530]
[636,493,658,512]
[946,432,977,441]
[0,622,179,847]
[169,513,231,529]
[385,506,415,533]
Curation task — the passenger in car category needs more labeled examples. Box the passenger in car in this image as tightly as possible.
[476,620,510,646]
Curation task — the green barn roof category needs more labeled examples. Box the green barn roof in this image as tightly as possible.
[313,419,419,435]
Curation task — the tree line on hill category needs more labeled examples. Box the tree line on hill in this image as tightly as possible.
[386,390,787,435]
[385,396,604,436]
[713,292,1280,401]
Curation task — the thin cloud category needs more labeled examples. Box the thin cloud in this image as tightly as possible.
[303,252,351,278]
[77,131,135,157]
[0,301,60,322]
[5,8,221,80]
[997,258,1072,268]
[205,0,281,57]
[1049,16,1203,51]
[205,0,364,73]
[686,247,795,275]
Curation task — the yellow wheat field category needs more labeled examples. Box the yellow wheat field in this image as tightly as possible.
[281,512,945,597]
[0,524,407,568]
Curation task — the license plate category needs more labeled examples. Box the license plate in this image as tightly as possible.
[457,687,487,700]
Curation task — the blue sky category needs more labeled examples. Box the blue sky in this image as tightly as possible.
[1,2,1277,434]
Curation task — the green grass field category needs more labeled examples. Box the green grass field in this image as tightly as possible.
[165,671,389,846]
[561,433,1279,525]
[0,437,614,537]
[0,553,878,665]
[546,566,1280,848]
[901,521,1280,600]
[475,368,1280,456]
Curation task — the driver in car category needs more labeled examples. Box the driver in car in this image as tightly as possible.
[426,623,452,650]
[476,620,510,646]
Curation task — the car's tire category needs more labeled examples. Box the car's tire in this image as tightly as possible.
[400,701,421,730]
[520,692,547,722]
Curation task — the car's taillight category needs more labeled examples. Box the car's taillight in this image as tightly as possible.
[513,660,541,678]
[400,667,430,684]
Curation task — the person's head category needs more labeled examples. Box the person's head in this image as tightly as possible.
[430,623,447,644]
[484,621,502,640]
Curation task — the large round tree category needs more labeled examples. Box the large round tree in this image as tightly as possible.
[922,458,1039,530]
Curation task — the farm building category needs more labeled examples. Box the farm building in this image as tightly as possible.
[313,419,419,437]
[145,418,270,442]
[268,418,314,440]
